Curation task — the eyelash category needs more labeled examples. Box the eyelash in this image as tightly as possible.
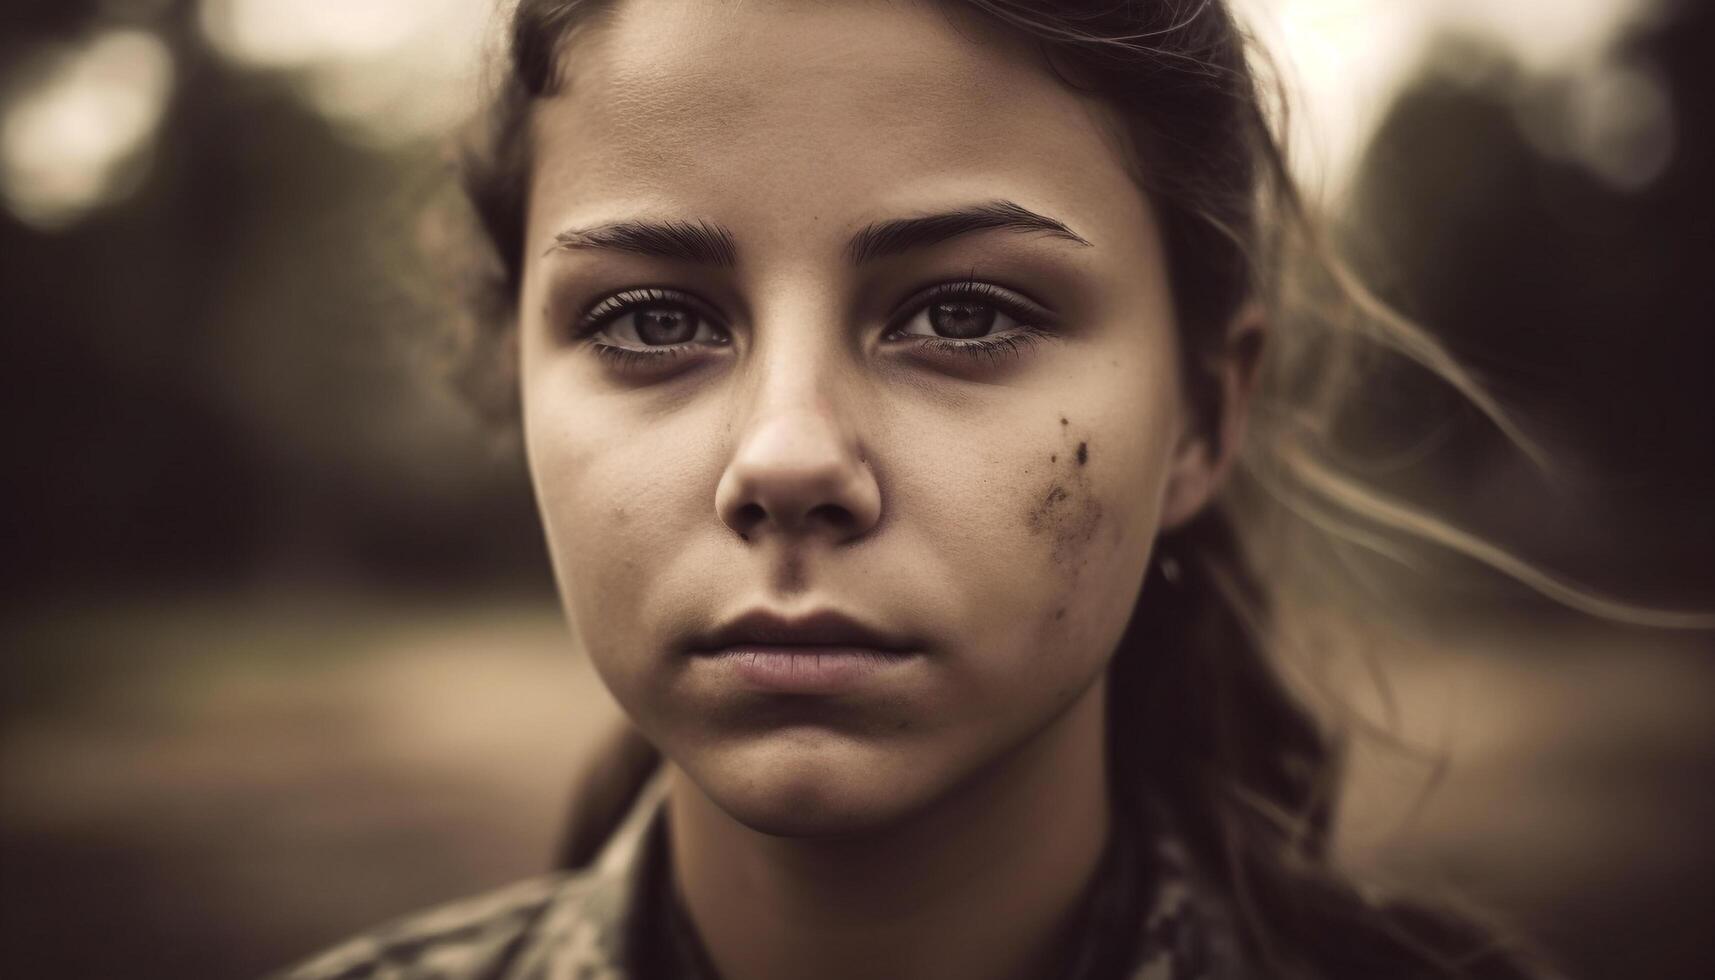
[572,286,716,364]
[571,279,1055,368]
[882,279,1054,362]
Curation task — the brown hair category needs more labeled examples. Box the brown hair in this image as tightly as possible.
[456,1,1575,976]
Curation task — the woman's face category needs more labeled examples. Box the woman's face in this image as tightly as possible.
[520,0,1226,835]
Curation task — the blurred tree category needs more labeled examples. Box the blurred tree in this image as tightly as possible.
[1339,12,1715,978]
[1340,0,1715,610]
[1,1,547,601]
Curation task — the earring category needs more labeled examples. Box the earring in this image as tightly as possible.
[1157,551,1182,585]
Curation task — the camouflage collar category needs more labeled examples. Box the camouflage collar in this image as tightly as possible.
[611,772,1243,980]
[275,770,1245,979]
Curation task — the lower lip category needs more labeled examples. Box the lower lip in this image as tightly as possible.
[694,646,916,694]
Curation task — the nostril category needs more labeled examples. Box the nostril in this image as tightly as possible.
[729,500,856,541]
[734,502,767,533]
[807,503,853,529]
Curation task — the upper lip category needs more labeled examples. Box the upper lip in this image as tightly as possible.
[686,609,918,654]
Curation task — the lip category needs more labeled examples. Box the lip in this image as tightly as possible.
[685,608,918,655]
[699,646,917,695]
[684,609,922,695]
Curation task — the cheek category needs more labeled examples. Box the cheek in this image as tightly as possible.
[527,433,634,632]
[523,390,706,676]
[919,392,1175,713]
[1023,424,1158,673]
[1025,434,1158,685]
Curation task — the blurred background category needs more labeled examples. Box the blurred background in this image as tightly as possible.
[1,0,1711,977]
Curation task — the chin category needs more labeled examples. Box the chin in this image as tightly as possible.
[686,728,938,839]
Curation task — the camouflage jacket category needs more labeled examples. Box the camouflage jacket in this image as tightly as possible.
[271,774,1245,980]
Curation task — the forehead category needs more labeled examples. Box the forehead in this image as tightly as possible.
[526,0,1150,251]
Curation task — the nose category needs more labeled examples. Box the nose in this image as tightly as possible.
[715,363,881,545]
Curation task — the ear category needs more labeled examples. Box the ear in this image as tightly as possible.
[1159,304,1267,530]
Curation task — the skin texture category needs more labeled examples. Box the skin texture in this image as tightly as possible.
[517,2,1256,977]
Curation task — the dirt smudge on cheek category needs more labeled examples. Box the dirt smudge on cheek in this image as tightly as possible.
[1028,484,1070,528]
[1023,425,1105,569]
[1026,483,1104,566]
[1014,419,1138,682]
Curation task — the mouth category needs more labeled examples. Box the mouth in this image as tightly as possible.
[698,646,915,694]
[684,608,919,655]
[684,609,922,695]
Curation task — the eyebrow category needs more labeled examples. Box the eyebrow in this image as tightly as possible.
[846,199,1091,263]
[547,199,1090,267]
[551,218,739,266]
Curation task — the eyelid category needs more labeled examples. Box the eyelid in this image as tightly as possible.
[884,278,1057,334]
[569,277,1058,380]
[573,286,728,339]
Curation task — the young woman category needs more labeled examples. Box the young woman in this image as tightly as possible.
[276,1,1572,977]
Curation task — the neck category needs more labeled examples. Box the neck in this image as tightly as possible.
[668,678,1113,980]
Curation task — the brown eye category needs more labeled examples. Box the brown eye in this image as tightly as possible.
[632,305,698,345]
[578,287,730,354]
[927,301,997,339]
[895,286,1030,343]
[884,280,1057,367]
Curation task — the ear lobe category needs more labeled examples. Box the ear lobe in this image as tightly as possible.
[1158,305,1267,531]
[1159,442,1214,532]
[1159,433,1217,531]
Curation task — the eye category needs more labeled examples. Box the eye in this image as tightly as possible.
[576,287,730,355]
[904,298,1012,339]
[885,279,1057,362]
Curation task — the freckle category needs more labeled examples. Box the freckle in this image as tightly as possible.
[1077,442,1088,466]
[1060,417,1069,426]
[1050,454,1057,463]
[1054,607,1066,621]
